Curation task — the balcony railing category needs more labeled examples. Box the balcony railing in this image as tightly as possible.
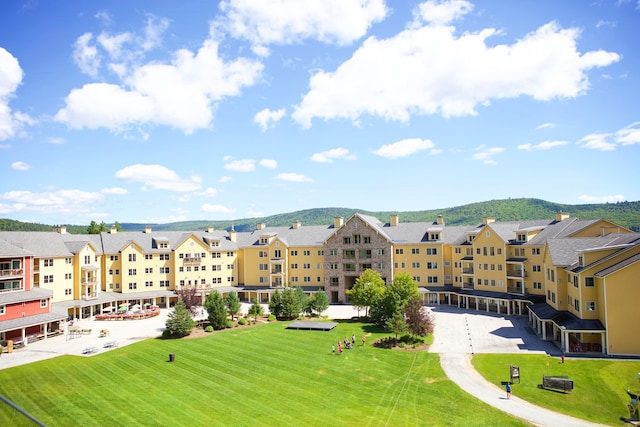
[0,269,23,277]
[507,285,525,295]
[506,270,527,278]
[0,285,24,293]
[183,257,202,266]
[82,293,98,300]
[462,268,474,274]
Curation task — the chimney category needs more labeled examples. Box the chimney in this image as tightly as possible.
[228,227,237,242]
[436,215,444,225]
[144,226,152,233]
[109,226,117,234]
[53,226,66,234]
[333,217,344,228]
[555,212,570,222]
[292,221,301,229]
[256,223,266,230]
[482,217,495,225]
[206,226,214,233]
[390,215,399,227]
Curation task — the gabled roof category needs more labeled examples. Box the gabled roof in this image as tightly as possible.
[237,224,334,247]
[595,253,640,277]
[0,238,33,257]
[0,231,102,257]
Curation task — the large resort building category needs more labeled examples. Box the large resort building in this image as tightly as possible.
[1,212,639,356]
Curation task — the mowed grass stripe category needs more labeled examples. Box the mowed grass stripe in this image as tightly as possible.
[1,322,530,427]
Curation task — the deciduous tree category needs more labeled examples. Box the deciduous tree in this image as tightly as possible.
[247,299,263,323]
[347,269,385,317]
[404,295,434,338]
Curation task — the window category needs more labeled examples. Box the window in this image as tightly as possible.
[44,275,53,283]
[145,267,153,274]
[160,254,170,261]
[532,248,541,255]
[318,250,324,256]
[585,277,594,287]
[585,301,596,311]
[128,269,137,276]
[145,254,153,260]
[65,257,72,264]
[160,267,170,274]
[574,299,580,311]
[160,280,169,287]
[65,273,72,279]
[573,276,578,288]
[430,233,440,240]
[411,262,420,268]
[65,288,72,295]
[128,282,137,290]
[364,236,371,244]
[427,276,438,283]
[498,265,502,271]
[344,250,356,258]
[84,255,91,264]
[395,248,404,255]
[331,277,339,286]
[490,247,495,256]
[44,258,54,267]
[412,248,420,255]
[259,276,269,283]
[343,237,351,245]
[303,276,311,282]
[476,248,481,255]
[227,264,234,270]
[353,235,361,244]
[377,263,385,270]
[360,263,372,270]
[201,266,206,271]
[0,305,5,315]
[303,263,311,269]
[514,248,525,257]
[303,250,311,256]
[227,277,235,282]
[329,249,338,256]
[426,248,438,255]
[491,280,496,287]
[375,249,385,255]
[330,263,338,270]
[212,252,221,258]
[426,262,438,269]
[360,249,372,259]
[455,248,461,254]
[532,265,541,272]
[226,251,234,257]
[259,251,268,258]
[274,250,281,258]
[291,250,298,256]
[483,247,487,256]
[128,253,136,262]
[40,299,48,308]
[261,264,269,270]
[533,281,542,290]
[110,255,119,261]
[145,281,153,287]
[413,276,421,282]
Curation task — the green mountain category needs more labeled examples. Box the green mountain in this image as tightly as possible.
[4,198,636,233]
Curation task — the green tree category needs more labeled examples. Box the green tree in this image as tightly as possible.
[86,220,100,234]
[225,291,241,320]
[165,300,195,337]
[370,273,419,327]
[269,289,283,317]
[247,299,263,323]
[404,294,433,338]
[281,287,302,319]
[309,290,330,316]
[204,291,227,330]
[347,269,385,317]
[385,311,408,342]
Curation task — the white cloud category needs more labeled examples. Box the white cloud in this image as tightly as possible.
[11,161,31,171]
[101,187,128,195]
[413,0,473,26]
[311,147,356,163]
[535,122,555,130]
[47,137,65,144]
[472,146,504,165]
[219,176,232,183]
[95,10,113,26]
[201,203,236,214]
[0,47,26,140]
[217,0,388,46]
[97,31,133,60]
[58,34,263,134]
[141,15,170,51]
[615,122,640,145]
[578,194,625,203]
[274,172,312,182]
[517,140,568,151]
[0,189,103,215]
[254,108,286,131]
[371,138,436,159]
[224,158,255,172]
[292,21,620,128]
[73,33,101,77]
[577,132,616,151]
[198,187,219,198]
[259,159,278,169]
[114,164,202,192]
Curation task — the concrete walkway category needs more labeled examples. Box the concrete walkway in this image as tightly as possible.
[0,304,611,426]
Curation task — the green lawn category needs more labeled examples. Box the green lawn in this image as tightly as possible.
[0,321,529,427]
[472,353,640,425]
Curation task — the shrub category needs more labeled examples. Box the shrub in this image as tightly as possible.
[204,325,213,332]
[225,320,234,328]
[238,317,247,325]
[268,314,276,322]
[161,329,171,338]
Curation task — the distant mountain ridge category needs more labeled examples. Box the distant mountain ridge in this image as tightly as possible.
[2,198,638,233]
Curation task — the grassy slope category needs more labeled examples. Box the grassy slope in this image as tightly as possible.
[0,322,528,427]
[472,353,640,425]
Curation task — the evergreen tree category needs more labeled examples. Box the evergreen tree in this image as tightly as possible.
[225,291,241,320]
[268,289,283,317]
[247,299,263,323]
[86,220,100,234]
[165,300,195,337]
[204,291,227,330]
[281,287,302,319]
[385,311,408,342]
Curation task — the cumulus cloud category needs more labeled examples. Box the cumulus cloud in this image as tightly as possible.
[517,140,568,151]
[413,0,473,26]
[0,47,30,141]
[577,122,640,150]
[224,158,255,172]
[58,25,263,134]
[219,176,232,183]
[101,187,128,195]
[577,132,616,151]
[274,172,312,182]
[292,20,620,128]
[259,159,277,169]
[615,121,640,145]
[578,194,625,203]
[311,147,356,163]
[198,187,219,198]
[254,108,286,131]
[47,137,65,144]
[201,203,236,214]
[114,164,202,192]
[472,146,504,165]
[371,138,437,159]
[11,161,31,171]
[216,0,388,46]
[0,189,103,215]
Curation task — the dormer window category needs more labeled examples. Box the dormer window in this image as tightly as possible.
[430,233,440,241]
[260,237,269,245]
[578,255,584,267]
[467,235,475,243]
[517,234,527,242]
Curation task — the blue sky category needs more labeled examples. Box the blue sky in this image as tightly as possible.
[1,0,639,225]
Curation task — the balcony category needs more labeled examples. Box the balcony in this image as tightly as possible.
[183,257,202,266]
[82,294,99,301]
[0,268,23,278]
[506,270,527,278]
[462,280,474,290]
[507,284,526,295]
[462,268,474,275]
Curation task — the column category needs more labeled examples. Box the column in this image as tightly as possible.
[475,298,479,311]
[542,321,547,340]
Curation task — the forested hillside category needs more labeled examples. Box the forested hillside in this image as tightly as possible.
[2,198,639,233]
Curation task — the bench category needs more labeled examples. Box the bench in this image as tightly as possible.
[542,376,574,393]
[104,341,118,348]
[82,347,98,355]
